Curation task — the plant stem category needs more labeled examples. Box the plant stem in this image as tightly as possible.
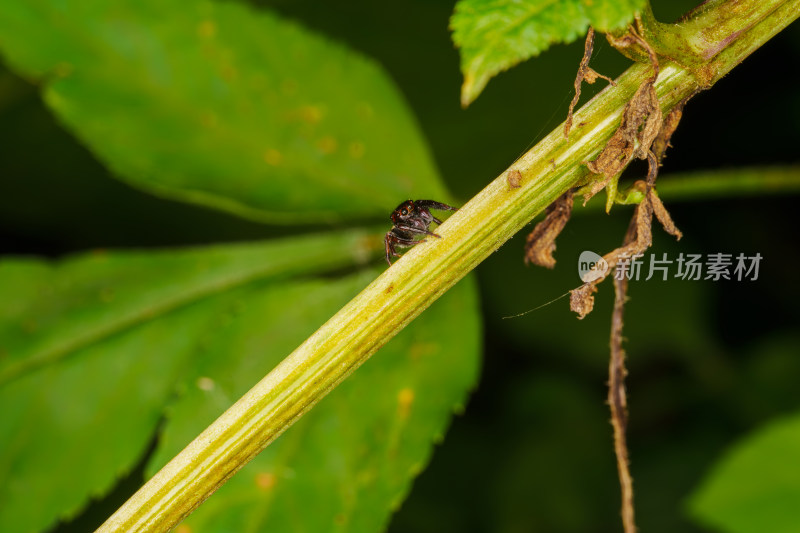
[97,2,800,531]
[656,166,800,201]
[579,166,800,208]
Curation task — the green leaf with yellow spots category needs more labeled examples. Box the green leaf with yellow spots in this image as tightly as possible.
[0,0,448,223]
[451,0,645,106]
[147,275,480,533]
[0,230,481,533]
[0,231,377,533]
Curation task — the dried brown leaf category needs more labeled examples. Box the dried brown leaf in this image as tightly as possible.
[565,28,615,139]
[607,29,659,82]
[524,189,574,268]
[631,84,662,161]
[569,283,597,319]
[652,93,694,162]
[586,79,662,181]
[585,127,634,180]
[583,68,613,85]
[649,189,683,240]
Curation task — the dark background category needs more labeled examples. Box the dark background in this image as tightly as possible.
[1,1,798,532]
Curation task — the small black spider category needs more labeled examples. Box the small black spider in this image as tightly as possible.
[384,199,458,265]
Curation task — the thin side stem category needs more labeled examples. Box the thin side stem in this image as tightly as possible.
[611,274,634,533]
[655,166,800,201]
[578,166,800,209]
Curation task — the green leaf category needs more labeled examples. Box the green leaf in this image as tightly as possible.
[0,0,447,223]
[583,0,646,34]
[687,413,800,533]
[0,231,375,385]
[148,276,481,532]
[0,234,482,533]
[451,0,645,106]
[0,231,375,533]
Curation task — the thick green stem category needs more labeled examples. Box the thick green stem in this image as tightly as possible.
[97,1,800,531]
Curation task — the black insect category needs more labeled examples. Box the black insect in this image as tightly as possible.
[384,199,458,265]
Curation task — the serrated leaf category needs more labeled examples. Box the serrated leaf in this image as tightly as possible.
[584,0,646,33]
[687,413,800,533]
[451,0,644,106]
[0,0,447,223]
[148,276,481,533]
[0,230,375,533]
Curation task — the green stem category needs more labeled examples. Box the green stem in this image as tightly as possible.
[97,1,800,531]
[657,166,800,200]
[638,0,795,86]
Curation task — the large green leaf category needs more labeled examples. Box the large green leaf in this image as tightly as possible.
[0,0,447,222]
[0,234,481,533]
[0,231,373,533]
[0,231,375,385]
[687,413,800,533]
[148,276,481,532]
[451,0,645,106]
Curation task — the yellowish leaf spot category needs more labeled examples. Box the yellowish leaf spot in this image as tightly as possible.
[256,472,276,491]
[196,377,215,391]
[197,20,217,39]
[397,388,415,418]
[175,525,192,533]
[264,149,283,166]
[299,105,323,124]
[317,136,338,154]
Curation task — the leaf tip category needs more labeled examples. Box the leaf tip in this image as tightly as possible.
[460,72,487,108]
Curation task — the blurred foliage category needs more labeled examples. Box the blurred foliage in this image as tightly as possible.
[0,0,447,223]
[0,233,374,532]
[688,412,800,533]
[451,0,645,106]
[0,232,480,533]
[0,0,798,533]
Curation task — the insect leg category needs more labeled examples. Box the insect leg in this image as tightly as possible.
[394,224,441,238]
[415,200,458,212]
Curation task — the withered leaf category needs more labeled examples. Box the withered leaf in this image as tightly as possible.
[565,28,615,139]
[570,283,597,319]
[586,80,662,180]
[631,83,661,160]
[606,30,660,82]
[649,189,683,240]
[524,189,574,268]
[652,93,694,162]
